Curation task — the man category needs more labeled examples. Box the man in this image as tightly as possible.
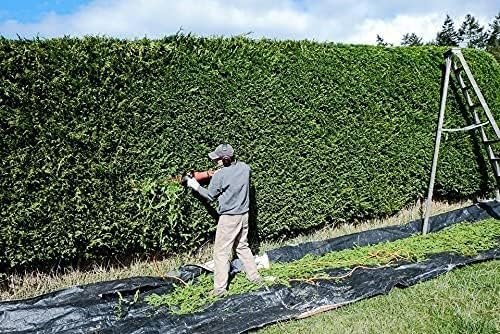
[186,144,261,296]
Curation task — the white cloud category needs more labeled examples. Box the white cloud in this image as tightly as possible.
[0,0,497,44]
[347,14,444,45]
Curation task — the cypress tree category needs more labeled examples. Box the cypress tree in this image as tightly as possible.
[458,14,487,48]
[376,34,390,46]
[435,15,460,46]
[486,13,499,47]
[486,13,500,62]
[401,33,423,46]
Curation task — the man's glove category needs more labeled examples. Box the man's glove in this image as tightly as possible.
[186,177,200,192]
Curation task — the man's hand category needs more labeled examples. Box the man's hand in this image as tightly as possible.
[186,177,200,192]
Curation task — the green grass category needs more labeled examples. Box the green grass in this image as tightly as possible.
[257,260,499,334]
[145,218,500,314]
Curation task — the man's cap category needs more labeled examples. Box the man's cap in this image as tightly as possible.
[208,144,234,160]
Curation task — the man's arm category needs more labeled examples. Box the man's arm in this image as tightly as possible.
[188,173,223,202]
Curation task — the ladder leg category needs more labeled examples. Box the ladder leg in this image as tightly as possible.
[472,110,500,202]
[454,53,500,203]
[423,56,452,235]
[454,51,500,138]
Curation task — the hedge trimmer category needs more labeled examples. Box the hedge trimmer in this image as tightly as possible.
[179,170,216,186]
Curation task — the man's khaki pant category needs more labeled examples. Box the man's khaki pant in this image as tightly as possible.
[213,213,260,292]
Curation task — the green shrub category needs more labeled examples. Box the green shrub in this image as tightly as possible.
[1,36,499,272]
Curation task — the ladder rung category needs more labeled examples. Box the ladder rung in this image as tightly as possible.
[442,122,488,132]
[484,139,500,145]
[490,157,500,161]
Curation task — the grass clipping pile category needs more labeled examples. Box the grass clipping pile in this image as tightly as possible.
[146,218,500,314]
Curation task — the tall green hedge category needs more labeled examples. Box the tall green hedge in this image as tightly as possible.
[1,36,499,272]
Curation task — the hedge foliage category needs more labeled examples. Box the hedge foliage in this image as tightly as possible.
[1,36,499,272]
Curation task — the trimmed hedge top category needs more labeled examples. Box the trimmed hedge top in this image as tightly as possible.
[1,36,499,271]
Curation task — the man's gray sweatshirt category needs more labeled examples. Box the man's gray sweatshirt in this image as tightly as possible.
[197,161,250,215]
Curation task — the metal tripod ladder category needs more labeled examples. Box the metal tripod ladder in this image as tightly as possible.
[423,48,500,234]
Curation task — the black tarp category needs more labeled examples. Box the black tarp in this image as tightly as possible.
[112,250,500,334]
[0,202,499,334]
[267,201,500,262]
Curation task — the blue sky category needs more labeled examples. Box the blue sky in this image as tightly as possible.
[0,1,498,44]
[0,0,87,23]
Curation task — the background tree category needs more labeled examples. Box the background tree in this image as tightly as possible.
[376,14,499,61]
[486,12,500,46]
[458,14,487,48]
[486,12,500,62]
[376,34,391,47]
[435,15,460,46]
[401,33,423,46]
